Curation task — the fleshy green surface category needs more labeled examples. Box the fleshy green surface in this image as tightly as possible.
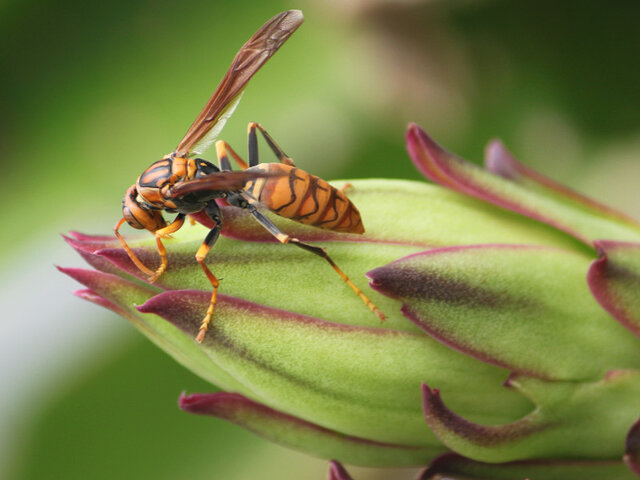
[64,176,640,471]
[369,245,640,380]
[140,290,531,448]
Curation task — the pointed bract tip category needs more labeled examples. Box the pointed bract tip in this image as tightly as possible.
[135,302,151,314]
[73,288,123,313]
[485,138,506,153]
[61,234,89,252]
[406,123,423,144]
[624,417,640,476]
[178,392,210,412]
[178,391,190,408]
[421,382,439,398]
[328,460,354,480]
[58,266,100,284]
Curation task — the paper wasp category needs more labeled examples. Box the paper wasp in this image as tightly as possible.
[114,10,385,342]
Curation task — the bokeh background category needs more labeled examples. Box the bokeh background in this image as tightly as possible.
[2,0,639,479]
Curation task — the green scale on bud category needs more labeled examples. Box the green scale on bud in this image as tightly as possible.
[62,124,640,479]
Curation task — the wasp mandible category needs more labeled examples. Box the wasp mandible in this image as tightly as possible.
[115,10,385,343]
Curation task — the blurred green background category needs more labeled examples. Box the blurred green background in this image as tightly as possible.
[1,1,639,479]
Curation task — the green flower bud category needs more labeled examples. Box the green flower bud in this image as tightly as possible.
[62,124,640,479]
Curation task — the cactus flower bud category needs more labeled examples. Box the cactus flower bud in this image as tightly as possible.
[62,123,640,479]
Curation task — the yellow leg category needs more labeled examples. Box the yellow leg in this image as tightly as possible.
[148,214,186,283]
[287,237,386,322]
[114,218,155,276]
[244,208,386,322]
[340,182,353,194]
[195,241,220,343]
[216,140,249,170]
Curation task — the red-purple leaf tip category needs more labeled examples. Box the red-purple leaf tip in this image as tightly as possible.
[136,290,210,337]
[73,288,125,314]
[328,460,354,480]
[588,240,640,338]
[58,266,116,289]
[179,391,246,416]
[624,417,640,476]
[60,266,156,314]
[418,452,464,480]
[422,383,543,447]
[485,140,640,228]
[62,233,115,251]
[68,231,119,242]
[63,234,130,275]
[96,247,157,279]
[406,123,460,190]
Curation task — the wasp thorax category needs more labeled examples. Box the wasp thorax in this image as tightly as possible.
[138,157,174,189]
[122,184,167,232]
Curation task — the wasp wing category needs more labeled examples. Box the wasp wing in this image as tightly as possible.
[167,170,283,197]
[174,10,303,158]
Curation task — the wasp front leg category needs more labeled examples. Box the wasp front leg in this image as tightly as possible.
[195,201,223,343]
[114,218,155,277]
[148,213,186,283]
[114,213,185,281]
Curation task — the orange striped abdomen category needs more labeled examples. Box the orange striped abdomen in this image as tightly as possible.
[244,164,364,234]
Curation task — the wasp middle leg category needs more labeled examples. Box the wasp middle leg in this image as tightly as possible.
[195,201,223,343]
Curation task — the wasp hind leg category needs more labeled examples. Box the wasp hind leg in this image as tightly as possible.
[242,204,386,321]
[214,123,295,172]
[248,122,295,167]
[195,201,223,343]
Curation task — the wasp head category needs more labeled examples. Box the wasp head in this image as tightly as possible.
[121,184,167,232]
